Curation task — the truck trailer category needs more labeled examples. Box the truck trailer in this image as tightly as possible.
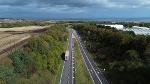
[65,50,69,61]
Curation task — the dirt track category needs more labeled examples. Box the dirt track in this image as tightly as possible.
[0,26,49,32]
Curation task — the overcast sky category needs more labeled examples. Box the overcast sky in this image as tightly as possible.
[0,0,150,19]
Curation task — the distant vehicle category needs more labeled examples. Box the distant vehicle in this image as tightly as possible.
[72,33,75,39]
[65,50,69,61]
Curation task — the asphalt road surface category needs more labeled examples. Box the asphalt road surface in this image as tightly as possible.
[59,30,75,84]
[73,30,109,84]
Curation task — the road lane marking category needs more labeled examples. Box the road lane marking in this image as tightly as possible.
[71,32,74,84]
[74,31,103,84]
[59,29,73,84]
[79,38,103,84]
[73,33,95,84]
[59,61,65,84]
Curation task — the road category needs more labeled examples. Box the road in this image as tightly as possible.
[59,29,75,84]
[73,30,109,84]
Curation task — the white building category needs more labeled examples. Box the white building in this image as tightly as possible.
[123,26,150,35]
[132,26,149,30]
[103,24,124,30]
[103,24,150,35]
[102,24,150,35]
[131,26,150,35]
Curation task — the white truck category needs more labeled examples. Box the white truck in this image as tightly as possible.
[65,50,69,61]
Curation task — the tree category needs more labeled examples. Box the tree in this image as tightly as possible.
[10,50,35,78]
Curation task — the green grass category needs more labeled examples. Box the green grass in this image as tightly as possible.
[53,60,64,84]
[74,40,93,84]
[15,70,53,84]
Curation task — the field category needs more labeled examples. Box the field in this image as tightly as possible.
[0,33,30,51]
[0,26,49,32]
[0,26,49,59]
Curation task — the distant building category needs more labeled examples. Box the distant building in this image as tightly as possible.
[103,24,124,30]
[102,24,150,35]
[72,33,75,39]
[45,20,56,24]
[132,26,149,30]
[123,26,150,35]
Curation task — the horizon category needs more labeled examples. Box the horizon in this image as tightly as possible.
[2,17,150,20]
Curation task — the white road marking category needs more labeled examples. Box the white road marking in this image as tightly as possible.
[60,29,74,84]
[79,37,103,84]
[74,31,103,84]
[73,33,95,84]
[71,32,74,84]
[59,61,65,84]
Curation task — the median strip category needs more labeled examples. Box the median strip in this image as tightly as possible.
[74,40,93,84]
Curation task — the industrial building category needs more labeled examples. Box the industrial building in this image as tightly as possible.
[103,24,124,30]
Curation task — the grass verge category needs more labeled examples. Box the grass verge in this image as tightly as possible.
[74,40,93,84]
[53,60,64,84]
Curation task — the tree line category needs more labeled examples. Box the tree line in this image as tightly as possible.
[0,21,50,28]
[117,22,150,28]
[73,23,150,84]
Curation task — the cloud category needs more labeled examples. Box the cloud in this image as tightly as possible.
[0,0,31,6]
[107,0,150,8]
[0,0,150,9]
[0,0,150,19]
[33,0,150,8]
[0,0,89,14]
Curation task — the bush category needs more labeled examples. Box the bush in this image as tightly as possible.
[10,50,36,78]
[0,65,16,84]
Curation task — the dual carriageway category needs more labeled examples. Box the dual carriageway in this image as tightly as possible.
[59,28,108,84]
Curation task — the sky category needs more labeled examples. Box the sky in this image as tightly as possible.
[0,0,150,19]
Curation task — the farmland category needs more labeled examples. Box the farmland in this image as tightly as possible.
[0,26,49,32]
[0,26,49,59]
[0,33,30,58]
